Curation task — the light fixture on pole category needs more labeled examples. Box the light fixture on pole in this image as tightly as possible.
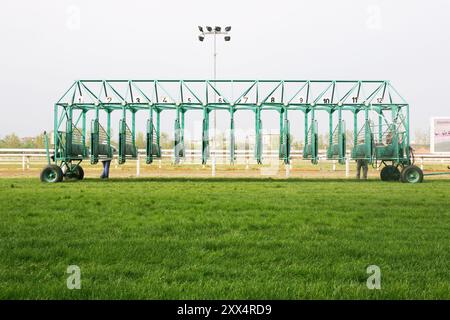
[197,25,232,176]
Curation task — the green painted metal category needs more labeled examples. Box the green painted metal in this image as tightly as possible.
[230,109,236,164]
[47,79,411,172]
[303,114,318,164]
[118,113,137,164]
[174,109,184,164]
[327,118,346,165]
[255,107,262,164]
[202,108,210,165]
[279,108,290,164]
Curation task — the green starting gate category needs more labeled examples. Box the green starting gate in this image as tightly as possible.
[40,79,424,183]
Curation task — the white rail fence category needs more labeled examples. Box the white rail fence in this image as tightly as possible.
[1,149,449,177]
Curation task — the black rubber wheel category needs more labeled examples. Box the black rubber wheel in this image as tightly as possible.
[40,165,63,183]
[401,165,424,183]
[380,165,401,181]
[63,164,84,180]
[74,165,84,180]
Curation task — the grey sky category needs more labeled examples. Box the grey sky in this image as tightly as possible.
[0,0,449,139]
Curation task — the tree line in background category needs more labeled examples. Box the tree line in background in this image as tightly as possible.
[0,129,430,149]
[0,133,47,148]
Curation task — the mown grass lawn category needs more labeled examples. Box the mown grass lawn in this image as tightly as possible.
[0,177,449,299]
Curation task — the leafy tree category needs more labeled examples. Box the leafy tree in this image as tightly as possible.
[0,133,22,148]
[160,132,172,149]
[135,132,146,149]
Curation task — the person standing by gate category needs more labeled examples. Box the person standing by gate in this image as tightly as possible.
[100,159,111,179]
[356,159,369,180]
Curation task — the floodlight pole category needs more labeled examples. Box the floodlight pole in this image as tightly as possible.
[198,26,231,176]
[213,32,217,177]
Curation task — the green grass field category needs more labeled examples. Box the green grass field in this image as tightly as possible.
[0,177,449,299]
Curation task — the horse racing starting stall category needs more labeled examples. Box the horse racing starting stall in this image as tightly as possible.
[40,79,425,183]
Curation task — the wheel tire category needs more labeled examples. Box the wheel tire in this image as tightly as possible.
[401,165,424,183]
[380,165,401,181]
[40,165,63,183]
[74,165,84,180]
[63,164,84,181]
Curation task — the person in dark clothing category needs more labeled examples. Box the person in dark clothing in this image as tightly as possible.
[100,159,111,179]
[356,159,368,179]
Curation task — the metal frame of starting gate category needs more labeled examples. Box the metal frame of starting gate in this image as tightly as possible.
[46,79,413,180]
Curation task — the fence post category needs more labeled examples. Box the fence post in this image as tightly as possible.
[22,155,25,171]
[212,157,216,177]
[345,157,350,177]
[136,155,140,177]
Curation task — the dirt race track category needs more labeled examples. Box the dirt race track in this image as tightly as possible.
[1,160,449,181]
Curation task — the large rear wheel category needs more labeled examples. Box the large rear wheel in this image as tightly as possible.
[401,165,423,183]
[40,165,63,183]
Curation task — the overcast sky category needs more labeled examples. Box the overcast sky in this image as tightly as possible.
[0,0,449,139]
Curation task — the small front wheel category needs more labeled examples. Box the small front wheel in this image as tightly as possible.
[73,165,84,180]
[40,165,64,183]
[380,165,401,181]
[401,165,424,183]
[63,164,84,181]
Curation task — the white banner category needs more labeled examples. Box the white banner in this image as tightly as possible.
[431,117,450,153]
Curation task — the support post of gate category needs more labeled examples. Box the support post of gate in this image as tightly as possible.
[132,109,136,154]
[255,107,262,164]
[107,110,112,158]
[279,109,284,160]
[284,108,290,165]
[202,107,209,165]
[156,110,161,155]
[353,111,358,147]
[66,106,73,158]
[82,110,87,157]
[329,111,333,152]
[181,109,185,156]
[174,108,181,165]
[378,109,383,143]
[230,108,235,164]
[147,106,153,164]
